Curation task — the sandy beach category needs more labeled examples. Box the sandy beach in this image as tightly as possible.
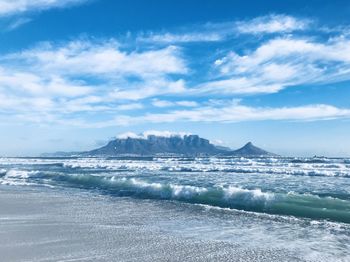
[0,185,304,262]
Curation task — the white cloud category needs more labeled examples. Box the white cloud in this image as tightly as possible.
[11,41,187,78]
[138,32,224,43]
[202,36,350,95]
[152,99,199,108]
[175,100,199,107]
[152,99,175,108]
[0,0,88,16]
[198,77,284,95]
[116,130,191,139]
[136,21,237,44]
[137,15,310,44]
[3,40,188,104]
[0,39,188,119]
[116,103,143,111]
[116,132,142,139]
[0,92,54,113]
[106,103,350,127]
[0,67,92,98]
[52,100,350,128]
[110,79,187,101]
[236,14,310,34]
[2,15,350,129]
[5,17,32,31]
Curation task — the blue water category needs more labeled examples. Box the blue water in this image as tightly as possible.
[1,156,350,261]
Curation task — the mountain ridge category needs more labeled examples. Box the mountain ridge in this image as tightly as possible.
[42,134,277,157]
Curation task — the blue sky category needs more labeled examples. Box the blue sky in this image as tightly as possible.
[1,0,350,156]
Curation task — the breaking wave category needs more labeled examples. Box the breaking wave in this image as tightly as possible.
[57,175,350,223]
[1,156,350,224]
[3,169,347,224]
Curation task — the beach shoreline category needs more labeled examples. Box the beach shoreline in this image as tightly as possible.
[0,185,303,262]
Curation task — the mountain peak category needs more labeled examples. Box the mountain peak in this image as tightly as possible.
[228,142,275,156]
[244,142,254,147]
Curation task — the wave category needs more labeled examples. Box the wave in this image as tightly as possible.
[2,157,350,179]
[58,162,350,178]
[58,175,275,209]
[3,169,39,179]
[0,169,7,176]
[0,169,42,186]
[1,155,350,226]
[35,174,348,224]
[290,159,330,164]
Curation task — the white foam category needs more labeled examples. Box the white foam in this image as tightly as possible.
[223,186,275,204]
[170,184,208,198]
[4,170,33,179]
[115,178,207,199]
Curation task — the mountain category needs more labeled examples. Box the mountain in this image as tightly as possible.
[42,134,276,157]
[226,142,276,156]
[82,135,224,156]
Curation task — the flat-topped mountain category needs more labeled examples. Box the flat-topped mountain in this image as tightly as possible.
[42,133,276,157]
[73,134,276,157]
[82,135,223,156]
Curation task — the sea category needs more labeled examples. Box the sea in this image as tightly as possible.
[1,156,350,261]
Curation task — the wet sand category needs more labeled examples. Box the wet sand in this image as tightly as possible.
[0,185,304,262]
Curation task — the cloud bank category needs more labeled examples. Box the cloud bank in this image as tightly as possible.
[1,14,350,127]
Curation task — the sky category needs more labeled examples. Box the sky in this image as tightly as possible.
[1,0,350,156]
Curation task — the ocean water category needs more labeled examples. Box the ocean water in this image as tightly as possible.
[1,156,350,261]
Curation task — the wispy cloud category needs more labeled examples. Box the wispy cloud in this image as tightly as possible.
[149,102,350,123]
[152,99,199,108]
[61,101,350,128]
[5,17,32,31]
[0,0,89,17]
[9,40,186,78]
[236,14,310,34]
[137,14,310,44]
[201,36,350,95]
[137,31,225,43]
